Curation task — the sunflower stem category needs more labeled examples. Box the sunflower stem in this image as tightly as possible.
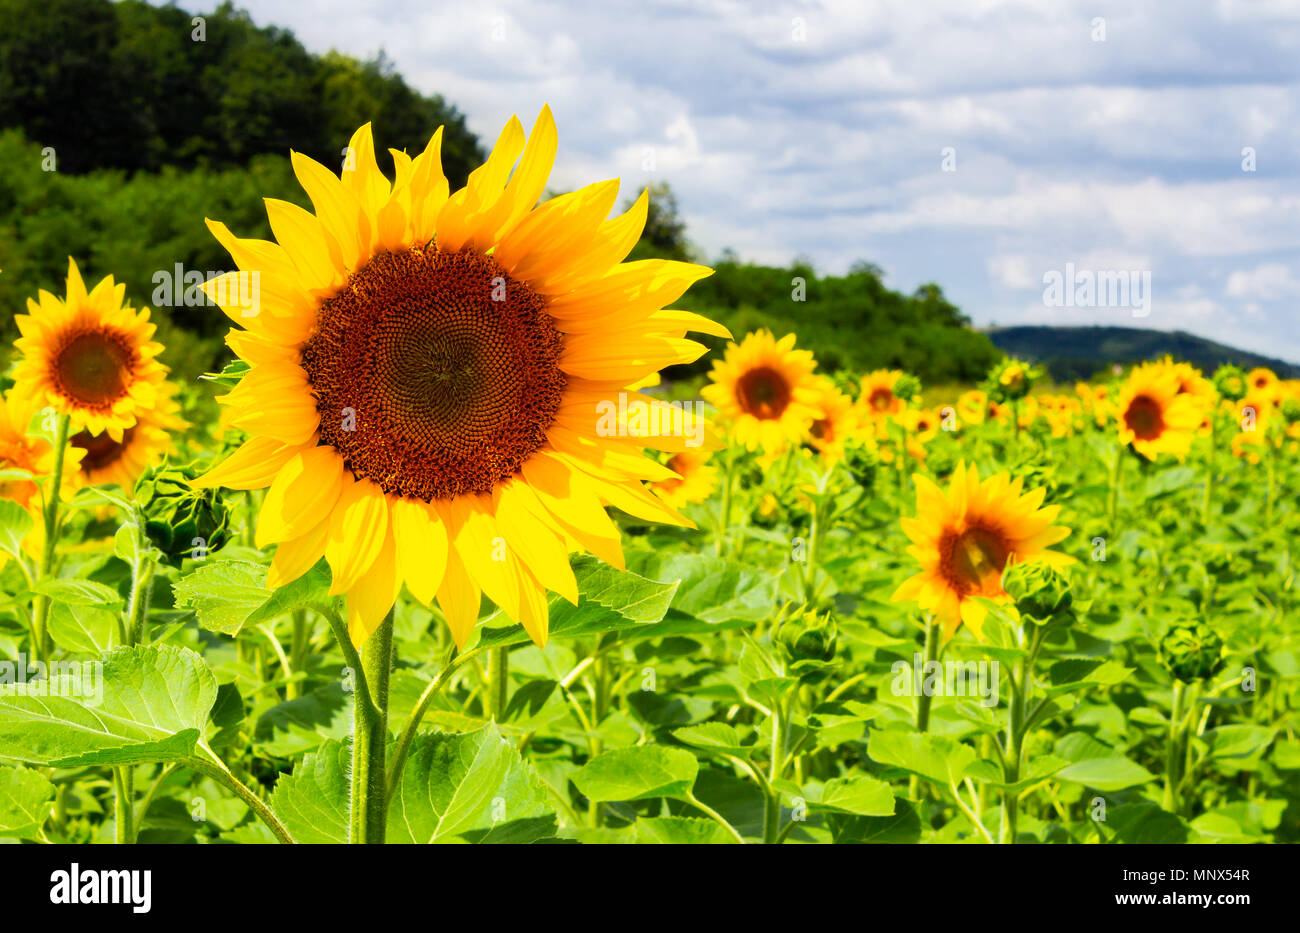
[1106,443,1124,531]
[1162,680,1187,813]
[30,412,71,663]
[485,646,510,720]
[909,616,940,801]
[763,695,788,844]
[349,613,392,844]
[1201,414,1216,527]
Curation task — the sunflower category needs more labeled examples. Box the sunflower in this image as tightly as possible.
[956,389,986,427]
[702,330,822,453]
[1160,357,1215,410]
[0,389,61,510]
[892,462,1072,637]
[1247,367,1278,401]
[12,259,167,440]
[651,448,718,508]
[71,380,185,490]
[195,107,724,648]
[804,376,859,463]
[858,369,906,419]
[1115,363,1201,460]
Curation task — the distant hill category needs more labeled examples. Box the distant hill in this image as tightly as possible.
[986,326,1300,381]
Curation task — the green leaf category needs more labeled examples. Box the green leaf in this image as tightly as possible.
[635,816,737,844]
[387,724,555,843]
[0,499,34,560]
[268,737,350,844]
[0,645,217,766]
[809,774,895,816]
[32,578,123,610]
[0,765,54,840]
[244,560,333,627]
[867,729,976,786]
[572,746,698,802]
[672,722,751,757]
[1056,757,1156,791]
[468,556,678,650]
[254,683,350,758]
[172,559,269,635]
[47,601,118,655]
[1204,724,1274,760]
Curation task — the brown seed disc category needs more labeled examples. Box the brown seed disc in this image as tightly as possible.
[301,246,567,501]
[53,330,136,410]
[72,426,134,472]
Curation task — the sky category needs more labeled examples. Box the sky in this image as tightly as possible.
[221,0,1300,362]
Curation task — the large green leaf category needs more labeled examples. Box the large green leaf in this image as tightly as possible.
[468,556,678,650]
[1056,757,1155,791]
[572,746,698,802]
[47,602,118,655]
[867,729,976,787]
[268,738,351,844]
[172,559,270,635]
[0,765,54,840]
[387,724,556,843]
[0,645,217,766]
[807,774,896,817]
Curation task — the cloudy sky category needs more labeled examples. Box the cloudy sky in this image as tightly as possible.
[227,0,1300,361]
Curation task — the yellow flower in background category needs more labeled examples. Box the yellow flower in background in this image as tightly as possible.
[0,390,66,510]
[702,329,822,454]
[71,380,185,490]
[651,448,718,508]
[12,259,167,440]
[1160,357,1215,410]
[892,462,1072,637]
[956,389,986,427]
[1247,367,1278,401]
[857,369,906,419]
[1115,363,1201,459]
[805,377,860,464]
[1230,429,1268,464]
[197,106,724,648]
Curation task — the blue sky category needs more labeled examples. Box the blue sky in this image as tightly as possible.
[225,0,1300,362]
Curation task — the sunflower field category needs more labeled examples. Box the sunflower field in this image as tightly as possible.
[0,107,1296,849]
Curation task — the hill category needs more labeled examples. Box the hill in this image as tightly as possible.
[986,325,1300,381]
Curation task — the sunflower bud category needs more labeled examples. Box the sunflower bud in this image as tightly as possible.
[135,463,233,566]
[842,436,879,490]
[1211,365,1247,402]
[892,373,922,405]
[1002,561,1073,625]
[1159,621,1225,683]
[1280,398,1300,425]
[775,609,838,681]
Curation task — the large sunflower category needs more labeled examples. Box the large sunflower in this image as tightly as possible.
[13,259,167,440]
[71,380,185,490]
[701,329,822,453]
[892,462,1072,637]
[196,107,724,648]
[1115,363,1201,459]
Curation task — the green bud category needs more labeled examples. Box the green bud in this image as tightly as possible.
[1211,365,1247,402]
[135,462,233,567]
[892,372,922,404]
[1159,621,1225,683]
[842,436,879,491]
[1002,561,1073,624]
[775,609,838,682]
[1280,398,1300,425]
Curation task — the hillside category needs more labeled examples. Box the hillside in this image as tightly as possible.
[986,325,1300,381]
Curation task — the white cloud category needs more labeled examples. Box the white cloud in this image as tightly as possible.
[221,0,1300,362]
